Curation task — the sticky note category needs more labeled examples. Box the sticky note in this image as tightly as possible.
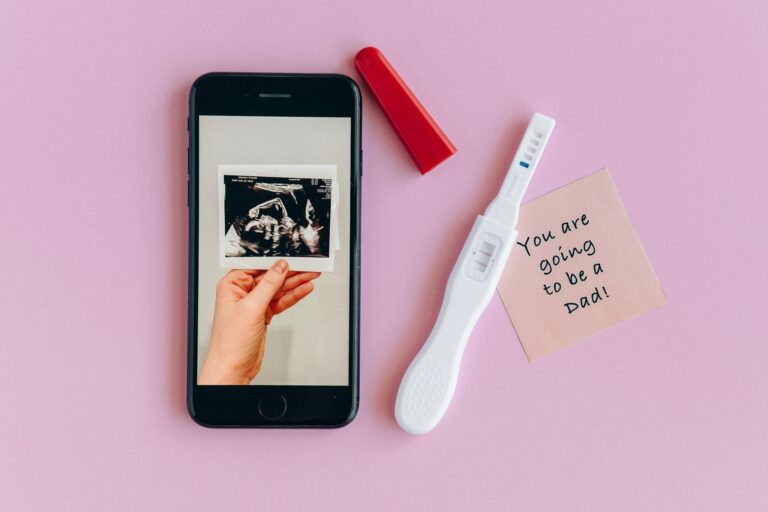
[497,169,666,360]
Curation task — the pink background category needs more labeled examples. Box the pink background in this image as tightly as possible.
[1,1,766,510]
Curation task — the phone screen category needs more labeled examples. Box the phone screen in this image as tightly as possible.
[196,115,351,386]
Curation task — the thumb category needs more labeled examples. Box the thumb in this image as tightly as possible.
[244,259,289,310]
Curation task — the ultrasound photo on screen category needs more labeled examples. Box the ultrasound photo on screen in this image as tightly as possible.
[222,175,332,261]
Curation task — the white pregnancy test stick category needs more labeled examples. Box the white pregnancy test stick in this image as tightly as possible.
[395,113,556,435]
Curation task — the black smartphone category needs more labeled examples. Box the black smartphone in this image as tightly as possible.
[187,73,361,427]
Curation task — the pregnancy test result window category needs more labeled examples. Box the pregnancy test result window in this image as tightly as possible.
[197,116,351,385]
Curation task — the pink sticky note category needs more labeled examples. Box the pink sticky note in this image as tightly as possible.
[498,169,666,360]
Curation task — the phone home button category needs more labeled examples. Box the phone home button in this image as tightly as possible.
[258,392,287,420]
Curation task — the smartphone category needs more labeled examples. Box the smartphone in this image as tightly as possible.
[187,73,361,427]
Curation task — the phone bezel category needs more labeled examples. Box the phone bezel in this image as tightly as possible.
[187,73,361,428]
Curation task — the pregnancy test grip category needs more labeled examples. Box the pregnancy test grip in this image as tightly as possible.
[395,216,516,435]
[395,113,555,435]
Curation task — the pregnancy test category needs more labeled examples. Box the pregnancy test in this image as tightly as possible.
[395,113,556,435]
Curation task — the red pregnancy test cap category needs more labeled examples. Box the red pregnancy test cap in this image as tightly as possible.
[355,47,457,174]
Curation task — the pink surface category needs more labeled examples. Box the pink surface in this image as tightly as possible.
[1,1,766,510]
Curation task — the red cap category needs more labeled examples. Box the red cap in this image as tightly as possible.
[354,47,457,174]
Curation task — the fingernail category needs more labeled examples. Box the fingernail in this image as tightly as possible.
[272,259,288,273]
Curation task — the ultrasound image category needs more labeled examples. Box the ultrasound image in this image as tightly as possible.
[223,175,332,259]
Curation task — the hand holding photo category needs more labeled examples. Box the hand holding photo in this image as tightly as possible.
[199,261,321,385]
[219,165,337,272]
